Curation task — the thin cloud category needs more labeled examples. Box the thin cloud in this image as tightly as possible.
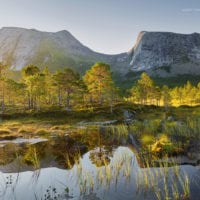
[181,8,200,13]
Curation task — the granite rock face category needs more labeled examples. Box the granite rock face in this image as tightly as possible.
[129,31,200,75]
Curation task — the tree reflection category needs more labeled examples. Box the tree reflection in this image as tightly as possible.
[0,126,127,171]
[88,127,115,167]
[52,136,87,169]
[89,147,110,167]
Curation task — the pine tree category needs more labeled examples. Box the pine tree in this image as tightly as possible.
[137,72,155,104]
[83,62,117,108]
[162,85,171,109]
[53,68,81,111]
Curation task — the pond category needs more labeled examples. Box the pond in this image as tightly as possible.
[0,126,200,200]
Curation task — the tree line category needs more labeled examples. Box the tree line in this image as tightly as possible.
[0,61,200,113]
[127,72,200,107]
[0,62,119,113]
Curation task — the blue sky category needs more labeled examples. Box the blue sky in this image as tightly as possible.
[0,0,200,54]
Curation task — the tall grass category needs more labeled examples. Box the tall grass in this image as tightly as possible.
[74,152,192,200]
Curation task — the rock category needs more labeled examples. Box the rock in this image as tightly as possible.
[129,31,200,76]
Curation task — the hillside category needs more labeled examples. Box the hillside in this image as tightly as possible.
[0,27,130,76]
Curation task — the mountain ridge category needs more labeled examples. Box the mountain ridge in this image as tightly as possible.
[0,27,130,76]
[1,27,200,84]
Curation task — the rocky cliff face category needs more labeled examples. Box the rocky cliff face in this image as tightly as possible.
[128,31,200,76]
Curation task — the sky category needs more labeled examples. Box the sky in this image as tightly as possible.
[0,0,200,54]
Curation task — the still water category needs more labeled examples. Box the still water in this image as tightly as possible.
[0,129,200,200]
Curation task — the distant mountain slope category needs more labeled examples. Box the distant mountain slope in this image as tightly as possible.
[0,27,130,75]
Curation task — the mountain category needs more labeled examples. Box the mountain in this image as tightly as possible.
[128,31,200,77]
[0,27,130,76]
[1,27,200,88]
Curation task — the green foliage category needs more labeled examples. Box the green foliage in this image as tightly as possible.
[22,65,40,76]
[83,62,119,112]
[129,72,161,105]
[1,58,200,113]
[127,72,200,107]
[52,68,83,110]
[162,85,171,108]
[154,74,200,88]
[83,62,112,100]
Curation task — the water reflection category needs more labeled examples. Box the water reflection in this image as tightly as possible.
[89,147,111,167]
[0,127,199,200]
[0,127,125,172]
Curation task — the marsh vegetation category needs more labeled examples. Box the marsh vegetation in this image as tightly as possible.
[0,104,200,199]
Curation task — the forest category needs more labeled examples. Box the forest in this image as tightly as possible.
[0,61,200,115]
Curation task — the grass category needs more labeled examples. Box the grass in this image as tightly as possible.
[1,104,200,157]
[1,105,124,125]
[18,126,36,134]
[0,127,22,140]
[0,103,198,200]
[24,146,40,169]
[0,128,11,134]
[34,129,50,136]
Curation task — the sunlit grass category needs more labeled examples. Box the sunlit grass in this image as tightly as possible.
[23,146,40,169]
[0,128,12,134]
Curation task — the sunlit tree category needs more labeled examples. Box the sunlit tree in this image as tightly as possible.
[162,85,171,109]
[22,65,45,109]
[83,62,117,108]
[137,72,155,104]
[53,68,81,111]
